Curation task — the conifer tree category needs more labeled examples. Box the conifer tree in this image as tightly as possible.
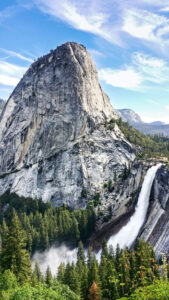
[88,282,99,300]
[1,210,31,284]
[101,239,108,259]
[45,265,53,286]
[34,261,44,283]
[80,262,88,299]
[69,262,81,296]
[88,252,101,292]
[77,241,85,264]
[1,219,9,249]
[57,262,66,283]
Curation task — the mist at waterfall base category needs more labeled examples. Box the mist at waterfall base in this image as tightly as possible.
[32,164,161,275]
[32,244,78,275]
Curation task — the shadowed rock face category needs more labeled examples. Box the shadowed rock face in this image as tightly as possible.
[141,165,169,256]
[0,42,135,207]
[0,99,4,114]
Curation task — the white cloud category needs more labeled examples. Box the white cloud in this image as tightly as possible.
[160,6,169,12]
[99,67,142,90]
[166,105,169,110]
[32,0,169,54]
[0,61,27,86]
[0,48,34,63]
[139,110,169,124]
[34,0,123,46]
[88,49,104,57]
[133,52,165,68]
[132,52,169,84]
[122,9,169,43]
[99,52,169,90]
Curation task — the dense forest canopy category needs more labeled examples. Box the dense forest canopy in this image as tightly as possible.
[0,210,168,300]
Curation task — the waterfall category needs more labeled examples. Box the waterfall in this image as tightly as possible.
[32,164,161,274]
[106,163,161,250]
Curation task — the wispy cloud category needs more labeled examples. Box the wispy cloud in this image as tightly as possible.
[33,0,169,55]
[34,0,124,46]
[99,67,142,90]
[0,49,34,63]
[0,61,27,87]
[122,9,168,41]
[99,52,169,90]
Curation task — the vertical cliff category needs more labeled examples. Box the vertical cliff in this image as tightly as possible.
[0,42,135,207]
[141,165,169,256]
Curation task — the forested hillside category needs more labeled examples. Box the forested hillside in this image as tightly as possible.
[105,118,169,160]
[0,193,168,299]
[0,191,96,253]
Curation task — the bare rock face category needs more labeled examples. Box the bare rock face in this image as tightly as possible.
[0,99,4,115]
[141,165,169,256]
[0,42,135,207]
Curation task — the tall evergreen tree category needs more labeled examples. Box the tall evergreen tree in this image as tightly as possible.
[57,262,66,283]
[45,265,53,286]
[1,210,31,284]
[77,241,85,264]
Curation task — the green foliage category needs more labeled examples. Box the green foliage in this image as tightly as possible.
[81,189,87,198]
[0,272,80,300]
[0,237,168,300]
[122,280,169,299]
[57,239,161,300]
[0,211,32,284]
[0,192,96,253]
[45,266,53,286]
[93,194,101,207]
[106,118,169,160]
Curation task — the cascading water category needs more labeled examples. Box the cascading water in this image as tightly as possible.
[106,163,162,250]
[32,164,161,274]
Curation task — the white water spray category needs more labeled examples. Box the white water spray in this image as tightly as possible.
[32,244,77,275]
[106,163,161,250]
[32,164,161,273]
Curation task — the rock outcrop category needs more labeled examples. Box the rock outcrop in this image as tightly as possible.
[117,109,143,125]
[118,108,169,137]
[0,99,4,115]
[141,165,169,256]
[0,42,135,207]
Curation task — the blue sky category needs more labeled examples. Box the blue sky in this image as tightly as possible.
[1,0,169,123]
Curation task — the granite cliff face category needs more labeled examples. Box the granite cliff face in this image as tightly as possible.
[141,165,169,256]
[0,42,135,207]
[0,99,4,115]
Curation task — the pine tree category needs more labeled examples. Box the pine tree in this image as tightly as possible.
[77,241,85,264]
[57,263,66,283]
[101,239,108,259]
[71,215,80,243]
[45,265,53,286]
[0,219,9,249]
[34,261,44,283]
[88,252,101,293]
[1,210,31,284]
[69,262,81,296]
[88,282,99,300]
[80,262,88,299]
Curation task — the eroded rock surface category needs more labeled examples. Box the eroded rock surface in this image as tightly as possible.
[141,165,169,256]
[0,42,135,207]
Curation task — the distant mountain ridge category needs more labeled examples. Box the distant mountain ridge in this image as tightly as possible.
[117,108,169,137]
